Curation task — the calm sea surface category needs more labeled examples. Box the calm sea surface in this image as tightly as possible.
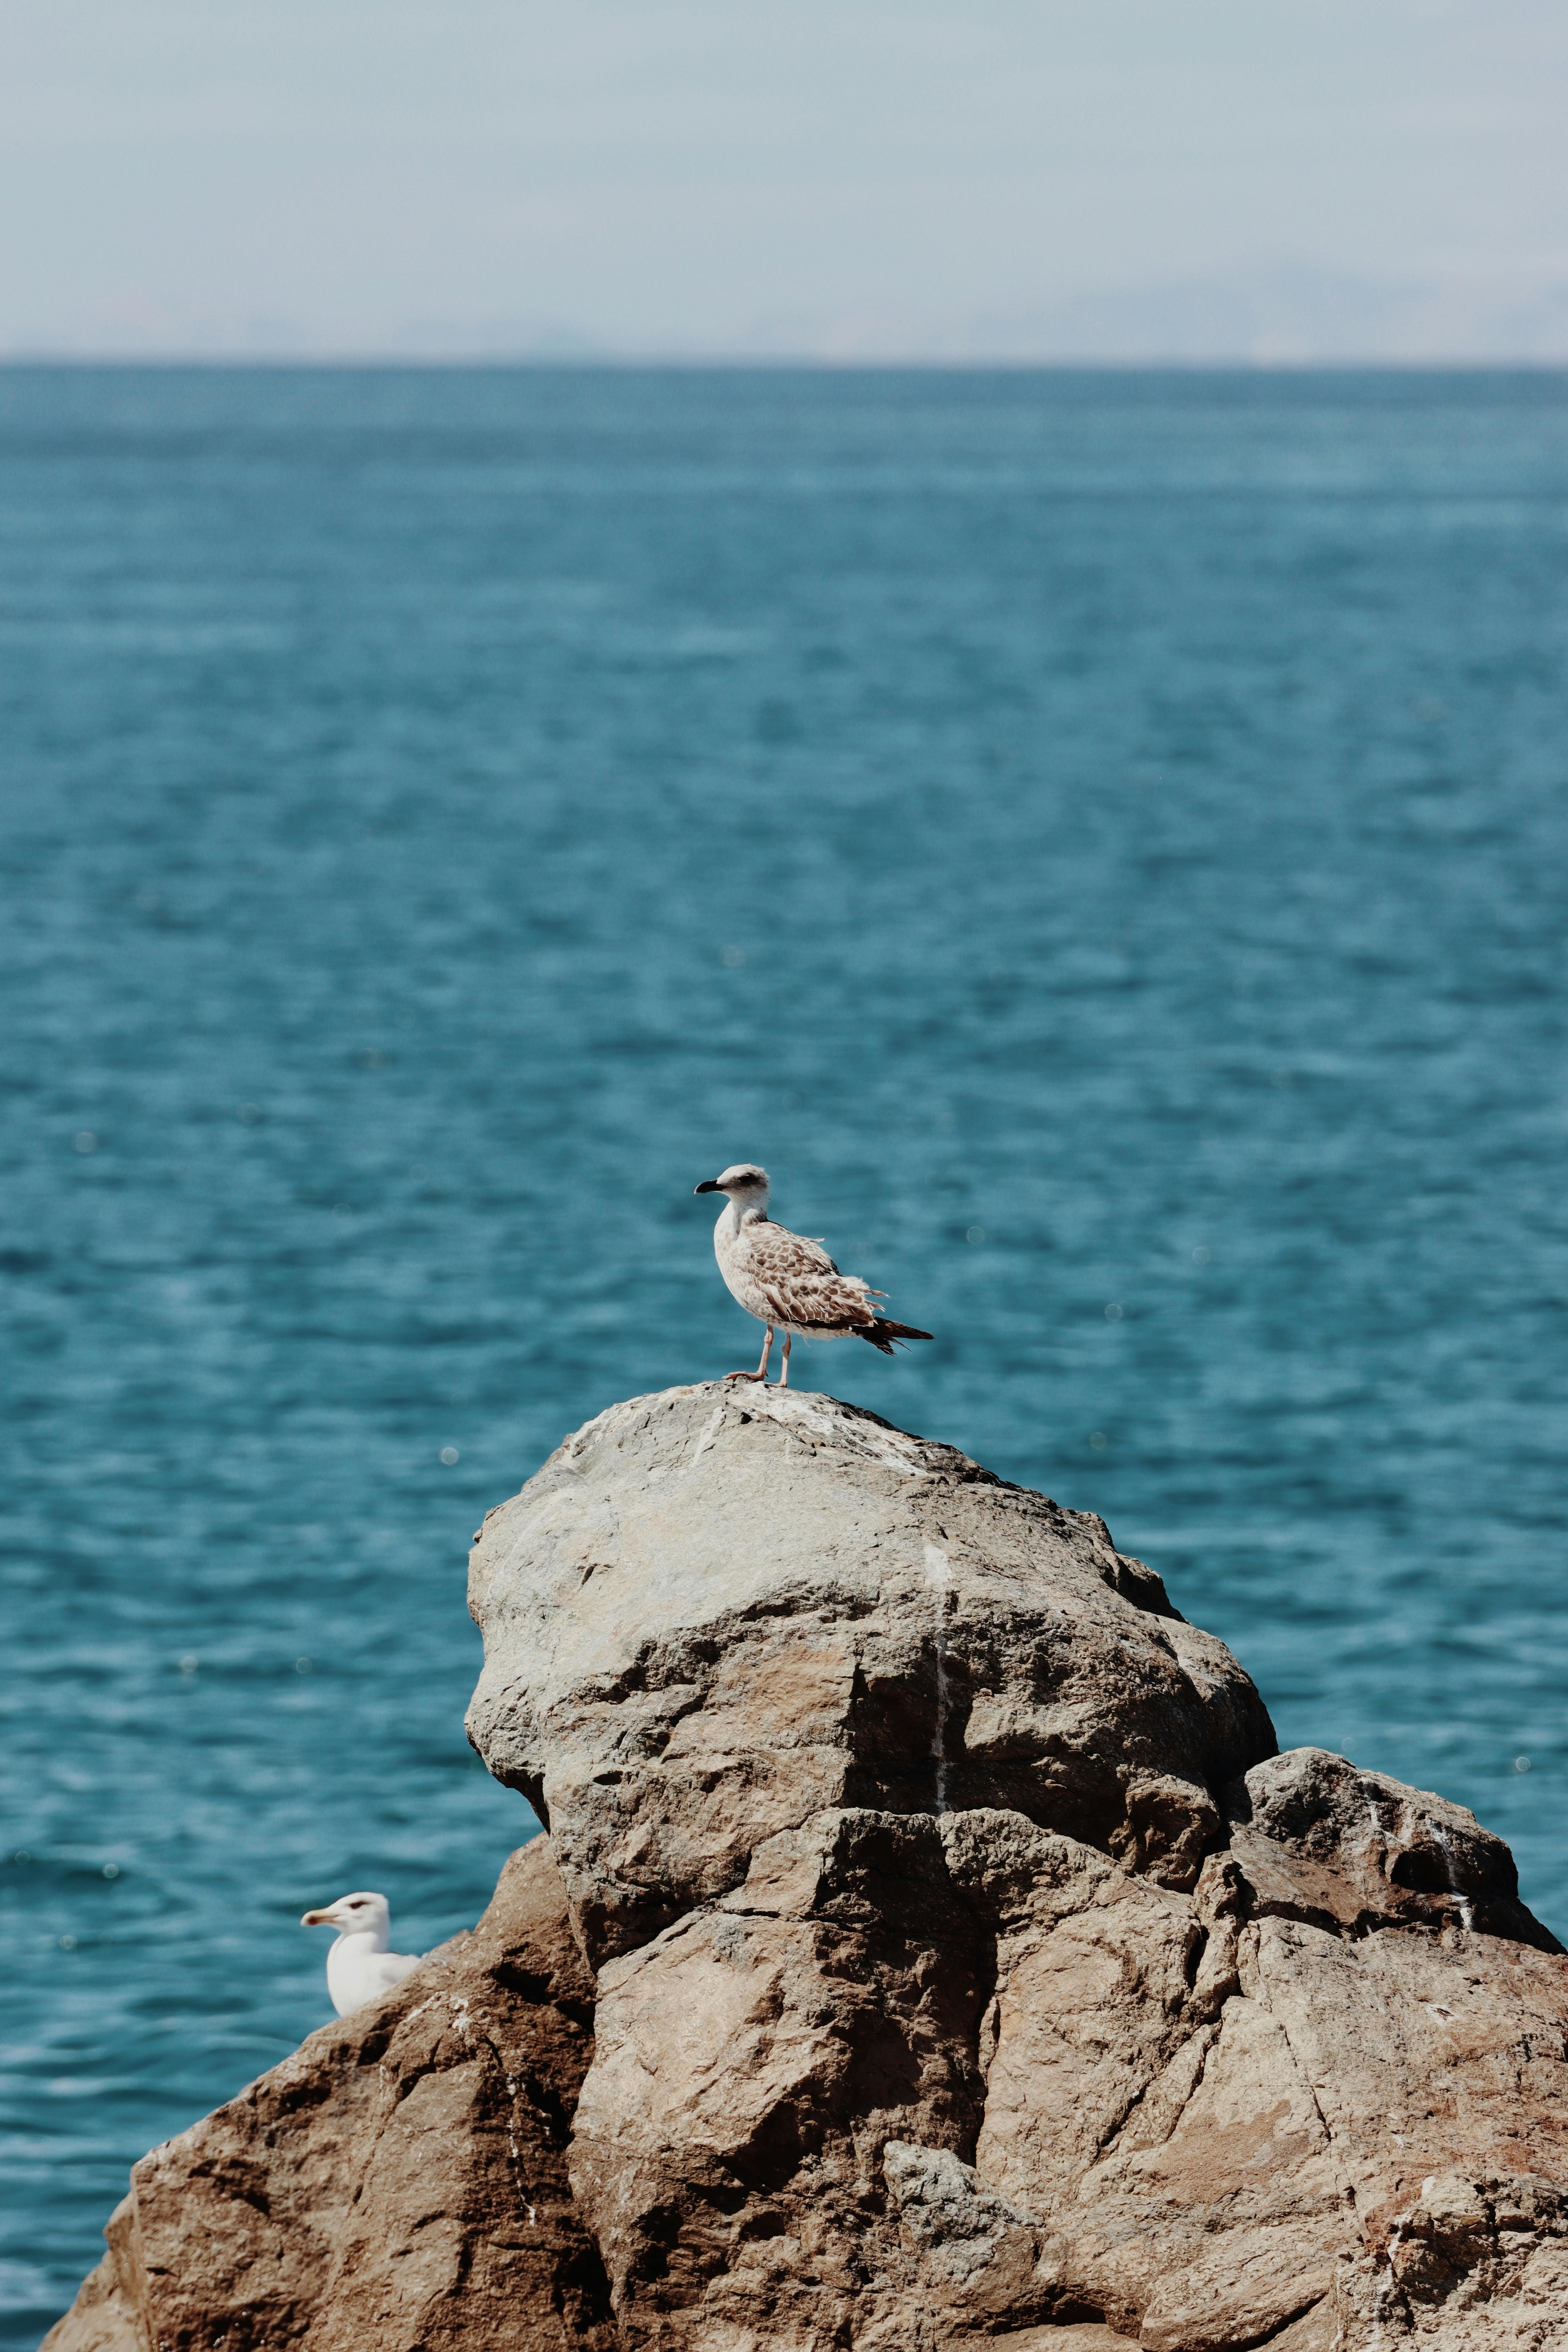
[2,366,1565,2339]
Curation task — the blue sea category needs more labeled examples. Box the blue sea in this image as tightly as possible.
[2,366,1565,2342]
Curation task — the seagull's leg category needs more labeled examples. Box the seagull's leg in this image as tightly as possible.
[778,1332,792,1389]
[726,1325,773,1383]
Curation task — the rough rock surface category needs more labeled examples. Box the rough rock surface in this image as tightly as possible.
[42,1837,615,2352]
[466,1384,1270,1962]
[47,1385,1568,2351]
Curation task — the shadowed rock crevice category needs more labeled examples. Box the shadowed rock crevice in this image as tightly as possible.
[46,1387,1568,2352]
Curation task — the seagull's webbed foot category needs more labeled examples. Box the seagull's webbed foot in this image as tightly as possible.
[724,1368,768,1381]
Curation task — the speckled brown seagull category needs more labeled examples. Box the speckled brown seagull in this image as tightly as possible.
[694,1162,933,1388]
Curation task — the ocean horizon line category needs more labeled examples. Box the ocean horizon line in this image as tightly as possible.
[4,350,1568,375]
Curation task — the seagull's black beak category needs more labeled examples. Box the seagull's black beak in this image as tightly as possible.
[694,1179,720,1194]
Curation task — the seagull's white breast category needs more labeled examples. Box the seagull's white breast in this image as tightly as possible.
[713,1206,774,1323]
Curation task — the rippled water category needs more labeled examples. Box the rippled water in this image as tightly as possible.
[2,366,1565,2342]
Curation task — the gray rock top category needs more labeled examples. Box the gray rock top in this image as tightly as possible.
[467,1382,1277,1962]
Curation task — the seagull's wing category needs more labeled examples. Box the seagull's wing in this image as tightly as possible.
[372,1950,422,1995]
[743,1220,880,1332]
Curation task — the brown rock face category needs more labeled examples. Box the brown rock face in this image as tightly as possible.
[42,1838,615,2352]
[46,1386,1568,2351]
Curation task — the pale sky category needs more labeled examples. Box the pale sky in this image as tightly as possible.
[4,1,1566,361]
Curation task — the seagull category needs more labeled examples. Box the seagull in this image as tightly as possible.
[694,1162,932,1388]
[300,1890,421,2017]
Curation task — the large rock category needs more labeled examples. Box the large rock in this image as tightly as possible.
[466,1384,1272,1962]
[46,1385,1568,2351]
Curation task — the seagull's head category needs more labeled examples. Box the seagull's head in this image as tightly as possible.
[301,1890,391,1943]
[695,1162,770,1213]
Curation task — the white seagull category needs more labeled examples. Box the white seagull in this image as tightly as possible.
[300,1890,421,2017]
[694,1162,932,1388]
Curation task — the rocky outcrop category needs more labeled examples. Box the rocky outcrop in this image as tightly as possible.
[466,1384,1269,1962]
[42,1838,616,2352]
[46,1385,1568,2351]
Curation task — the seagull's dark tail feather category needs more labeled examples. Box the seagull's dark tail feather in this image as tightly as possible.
[857,1317,934,1355]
